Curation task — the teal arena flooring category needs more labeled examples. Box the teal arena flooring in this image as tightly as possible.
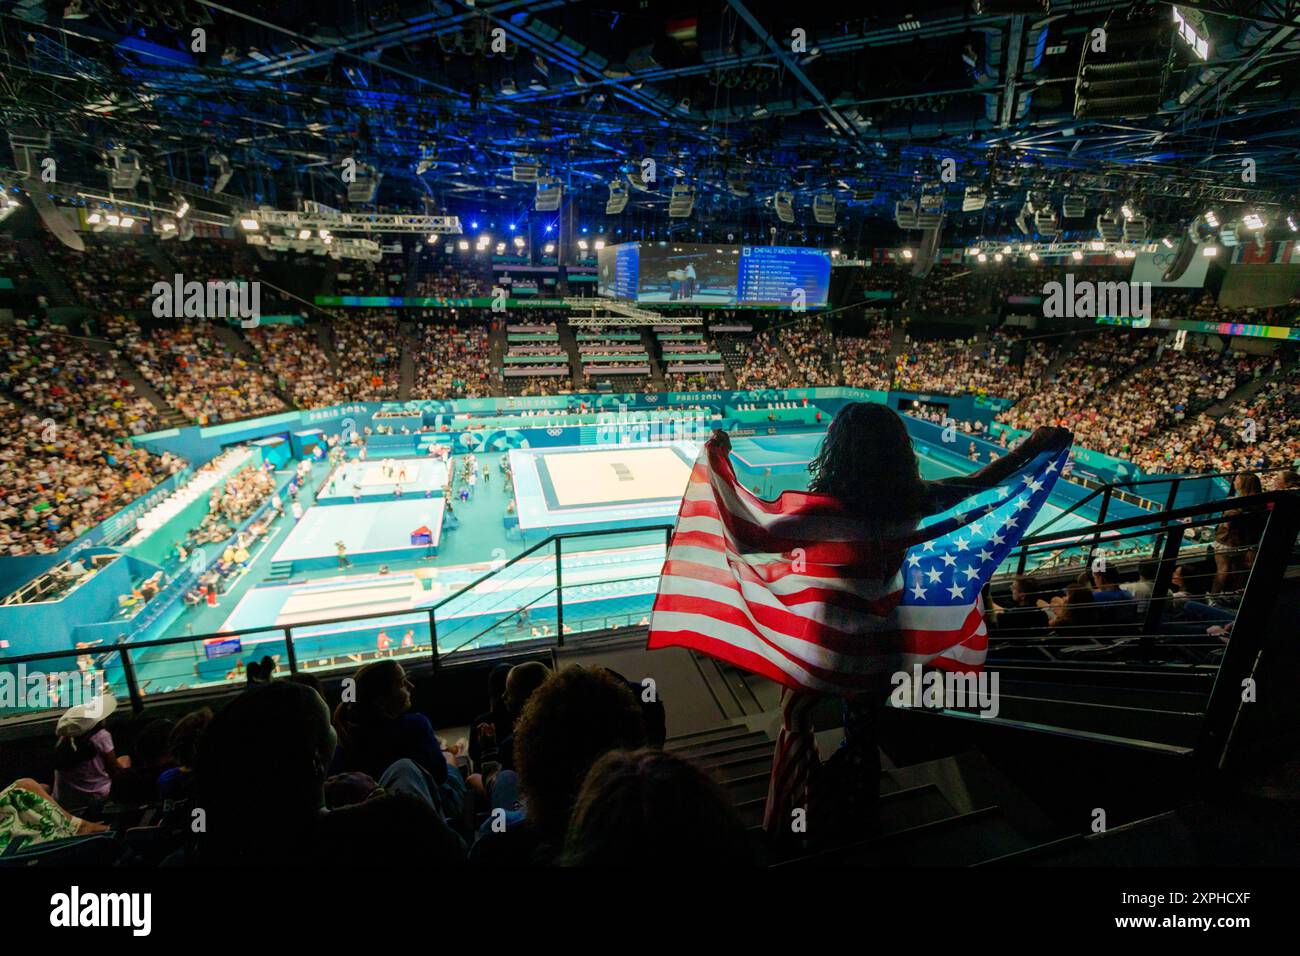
[95,429,1117,699]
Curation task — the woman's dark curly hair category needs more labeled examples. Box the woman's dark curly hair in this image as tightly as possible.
[808,402,928,527]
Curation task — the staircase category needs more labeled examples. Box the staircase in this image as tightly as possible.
[16,237,76,306]
[92,334,188,429]
[665,718,1062,863]
[1204,359,1295,417]
[556,316,582,389]
[488,320,508,396]
[315,320,341,376]
[642,328,666,391]
[399,329,415,400]
[143,240,178,278]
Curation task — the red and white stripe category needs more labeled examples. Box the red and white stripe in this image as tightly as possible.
[648,440,987,695]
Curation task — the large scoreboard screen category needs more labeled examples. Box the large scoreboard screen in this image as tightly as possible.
[597,242,640,300]
[596,242,830,308]
[737,245,832,307]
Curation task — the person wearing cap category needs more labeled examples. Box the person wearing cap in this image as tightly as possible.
[52,695,124,810]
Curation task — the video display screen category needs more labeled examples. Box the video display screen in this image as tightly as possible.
[737,245,831,307]
[597,242,640,300]
[635,244,741,304]
[597,242,830,308]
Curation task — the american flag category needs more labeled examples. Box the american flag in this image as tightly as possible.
[647,433,1072,694]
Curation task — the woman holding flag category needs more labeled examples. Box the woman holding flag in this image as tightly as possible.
[647,401,1071,848]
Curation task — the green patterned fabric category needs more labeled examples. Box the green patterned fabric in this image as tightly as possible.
[0,783,81,852]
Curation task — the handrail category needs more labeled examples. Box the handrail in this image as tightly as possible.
[0,523,673,670]
[1029,464,1294,539]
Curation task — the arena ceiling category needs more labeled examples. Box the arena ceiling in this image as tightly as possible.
[1,0,1298,243]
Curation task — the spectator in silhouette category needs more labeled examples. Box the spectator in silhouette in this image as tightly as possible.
[157,707,212,822]
[474,661,552,775]
[331,660,465,823]
[109,718,175,805]
[989,576,1050,636]
[468,664,513,771]
[1212,472,1265,598]
[1127,560,1159,616]
[1090,566,1137,626]
[191,680,465,867]
[761,405,1070,839]
[52,696,123,811]
[561,749,752,866]
[1042,583,1096,632]
[470,665,647,866]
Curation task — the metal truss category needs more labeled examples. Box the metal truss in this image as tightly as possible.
[246,210,463,234]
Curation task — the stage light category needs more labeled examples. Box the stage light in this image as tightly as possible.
[901,248,913,260]
[812,193,836,225]
[977,253,988,263]
[1204,210,1219,228]
[457,239,469,250]
[1090,240,1105,251]
[1243,212,1266,231]
[1002,245,1012,254]
[105,213,120,226]
[176,199,189,219]
[1202,245,1219,256]
[593,240,605,250]
[495,242,506,254]
[994,253,1004,263]
[427,233,439,244]
[1162,237,1174,248]
[299,230,312,240]
[1289,216,1298,232]
[87,211,102,224]
[240,217,259,231]
[1121,203,1134,220]
[1061,194,1086,218]
[577,239,589,250]
[773,191,795,224]
[1028,252,1039,262]
[119,216,134,228]
[544,243,555,254]
[606,179,629,215]
[1072,250,1083,260]
[513,236,525,249]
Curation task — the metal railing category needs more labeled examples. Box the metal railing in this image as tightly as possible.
[3,487,1296,772]
[989,489,1300,768]
[1029,464,1295,543]
[0,524,674,721]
